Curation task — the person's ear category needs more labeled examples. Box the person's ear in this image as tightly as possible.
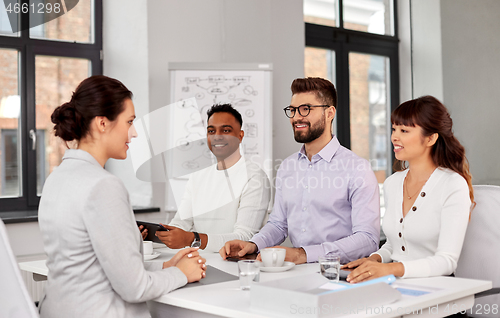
[427,133,439,147]
[326,106,336,121]
[92,116,107,134]
[239,130,244,142]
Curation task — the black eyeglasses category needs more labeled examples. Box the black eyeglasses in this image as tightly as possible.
[283,104,330,118]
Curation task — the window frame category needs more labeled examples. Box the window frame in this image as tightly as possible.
[0,0,102,212]
[305,0,399,152]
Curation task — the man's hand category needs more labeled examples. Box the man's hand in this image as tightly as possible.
[256,246,307,265]
[219,240,257,260]
[138,225,148,240]
[156,224,194,249]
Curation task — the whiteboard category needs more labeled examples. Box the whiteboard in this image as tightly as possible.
[166,63,273,211]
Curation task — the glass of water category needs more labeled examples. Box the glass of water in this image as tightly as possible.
[319,255,340,283]
[238,260,260,290]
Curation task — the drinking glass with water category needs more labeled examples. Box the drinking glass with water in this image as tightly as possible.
[319,255,340,283]
[238,260,260,290]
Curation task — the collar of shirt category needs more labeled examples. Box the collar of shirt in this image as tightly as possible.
[63,149,102,167]
[297,135,341,164]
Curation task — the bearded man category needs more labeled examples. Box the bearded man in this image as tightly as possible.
[220,77,380,265]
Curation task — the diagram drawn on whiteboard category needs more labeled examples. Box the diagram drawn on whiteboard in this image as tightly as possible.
[182,75,258,104]
[171,70,267,172]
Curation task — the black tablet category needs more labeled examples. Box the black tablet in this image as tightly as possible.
[136,221,168,244]
[226,253,259,262]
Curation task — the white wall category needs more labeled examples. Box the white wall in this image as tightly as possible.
[103,0,154,208]
[399,0,500,186]
[410,0,444,101]
[397,0,412,103]
[440,0,500,185]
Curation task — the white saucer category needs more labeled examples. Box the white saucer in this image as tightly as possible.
[152,242,165,249]
[144,251,161,261]
[260,261,295,272]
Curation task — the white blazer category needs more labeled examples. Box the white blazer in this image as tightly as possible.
[38,149,187,318]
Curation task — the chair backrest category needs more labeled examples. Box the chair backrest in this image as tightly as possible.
[456,185,500,318]
[0,219,39,318]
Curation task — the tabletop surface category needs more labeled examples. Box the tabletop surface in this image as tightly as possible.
[19,246,492,318]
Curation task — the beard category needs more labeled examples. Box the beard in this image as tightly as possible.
[293,112,326,143]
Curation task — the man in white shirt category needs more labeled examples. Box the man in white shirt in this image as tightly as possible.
[155,104,271,252]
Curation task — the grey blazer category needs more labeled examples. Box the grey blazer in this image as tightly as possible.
[38,149,187,318]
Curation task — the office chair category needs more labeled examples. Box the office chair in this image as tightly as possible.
[455,185,500,318]
[0,219,39,318]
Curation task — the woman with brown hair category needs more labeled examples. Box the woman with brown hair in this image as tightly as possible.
[38,75,206,318]
[343,95,473,282]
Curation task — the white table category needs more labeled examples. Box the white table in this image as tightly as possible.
[19,247,492,318]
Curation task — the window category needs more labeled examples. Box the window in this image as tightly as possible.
[0,0,102,213]
[304,0,399,219]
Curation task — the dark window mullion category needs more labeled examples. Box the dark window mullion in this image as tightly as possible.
[336,43,350,149]
[338,0,344,29]
[94,0,103,53]
[389,50,399,173]
[25,45,37,206]
[20,0,29,41]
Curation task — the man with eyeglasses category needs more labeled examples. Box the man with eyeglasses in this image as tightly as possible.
[220,77,380,265]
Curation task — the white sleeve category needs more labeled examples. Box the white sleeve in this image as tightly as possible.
[373,178,394,263]
[373,242,393,263]
[83,176,187,302]
[204,169,271,252]
[168,176,195,231]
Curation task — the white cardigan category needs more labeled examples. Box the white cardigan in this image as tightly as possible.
[374,167,471,278]
[38,150,187,318]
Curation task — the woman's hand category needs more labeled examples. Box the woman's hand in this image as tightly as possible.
[341,254,381,270]
[162,247,200,268]
[175,252,206,283]
[346,261,404,284]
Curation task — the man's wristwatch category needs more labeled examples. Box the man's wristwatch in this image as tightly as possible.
[191,232,201,248]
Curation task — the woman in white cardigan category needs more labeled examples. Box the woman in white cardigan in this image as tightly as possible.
[38,76,206,318]
[343,95,474,283]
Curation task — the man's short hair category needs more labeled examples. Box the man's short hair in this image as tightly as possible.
[206,103,243,127]
[291,77,337,108]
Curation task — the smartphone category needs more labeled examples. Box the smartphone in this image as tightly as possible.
[136,221,168,244]
[226,253,259,262]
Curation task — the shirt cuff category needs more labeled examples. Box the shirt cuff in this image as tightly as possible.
[302,245,323,263]
[249,236,267,252]
[144,260,164,271]
[370,252,385,263]
[164,266,189,289]
[400,260,410,278]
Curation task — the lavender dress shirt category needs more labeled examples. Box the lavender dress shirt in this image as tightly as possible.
[251,136,380,263]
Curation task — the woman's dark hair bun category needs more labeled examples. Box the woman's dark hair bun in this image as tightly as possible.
[50,75,133,142]
[51,102,82,142]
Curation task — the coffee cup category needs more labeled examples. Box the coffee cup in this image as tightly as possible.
[143,241,153,255]
[260,248,286,267]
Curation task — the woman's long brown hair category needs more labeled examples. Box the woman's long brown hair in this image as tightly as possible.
[391,95,474,206]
